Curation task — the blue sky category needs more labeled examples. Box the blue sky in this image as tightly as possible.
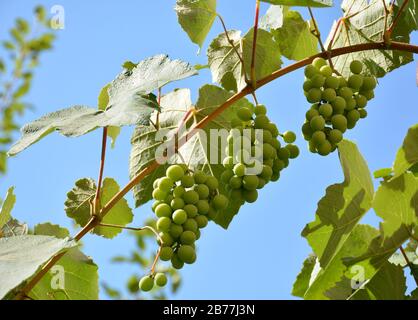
[0,1,417,299]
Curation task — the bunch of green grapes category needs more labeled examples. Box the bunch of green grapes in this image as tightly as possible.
[302,58,377,156]
[150,165,228,271]
[138,272,168,292]
[221,104,299,205]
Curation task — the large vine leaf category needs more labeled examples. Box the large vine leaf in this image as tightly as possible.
[260,0,333,7]
[325,0,414,77]
[175,0,217,49]
[30,223,98,300]
[292,254,317,297]
[302,140,374,268]
[98,83,120,148]
[0,235,76,299]
[393,124,418,178]
[0,187,16,229]
[8,55,197,156]
[64,177,133,239]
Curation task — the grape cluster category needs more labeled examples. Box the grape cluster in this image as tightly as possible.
[221,104,299,205]
[151,165,228,271]
[138,272,167,292]
[302,58,377,156]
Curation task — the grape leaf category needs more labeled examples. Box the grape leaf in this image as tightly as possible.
[260,0,333,7]
[393,124,418,178]
[1,219,28,238]
[98,84,120,148]
[0,235,76,299]
[389,239,418,267]
[175,0,217,49]
[302,140,374,268]
[9,55,197,156]
[34,223,70,239]
[325,0,414,77]
[0,187,16,229]
[292,254,317,297]
[64,178,133,239]
[260,5,286,30]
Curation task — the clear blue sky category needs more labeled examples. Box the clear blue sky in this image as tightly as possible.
[1,1,417,299]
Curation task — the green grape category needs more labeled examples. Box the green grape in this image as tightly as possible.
[170,224,183,238]
[361,76,376,90]
[183,190,199,204]
[320,65,333,77]
[308,140,316,153]
[348,74,363,90]
[350,60,363,74]
[271,172,280,182]
[194,171,207,184]
[331,97,346,114]
[254,115,270,129]
[338,87,353,100]
[181,175,195,188]
[337,76,347,87]
[264,158,274,167]
[152,200,163,212]
[177,245,196,264]
[328,129,343,144]
[345,97,356,111]
[233,163,246,177]
[302,122,313,138]
[155,203,172,218]
[355,94,367,108]
[195,184,209,199]
[312,57,327,69]
[273,159,285,172]
[170,197,185,210]
[195,215,208,228]
[257,178,267,189]
[303,80,313,92]
[172,209,188,225]
[319,103,333,118]
[159,232,174,247]
[347,109,360,123]
[322,88,337,102]
[243,189,258,203]
[173,185,185,198]
[152,188,167,201]
[331,114,348,132]
[283,131,296,143]
[195,229,201,240]
[158,177,174,192]
[304,64,318,78]
[212,194,229,210]
[307,88,322,103]
[229,175,243,189]
[205,176,219,190]
[317,140,332,156]
[267,123,279,137]
[154,273,167,287]
[254,104,267,115]
[184,204,198,218]
[286,144,300,159]
[263,143,276,159]
[139,276,154,292]
[160,247,173,261]
[171,253,184,269]
[311,74,325,88]
[310,115,325,131]
[196,200,210,215]
[306,108,320,121]
[243,175,259,191]
[325,76,339,89]
[183,218,198,233]
[269,138,281,150]
[361,90,374,101]
[261,129,272,144]
[127,276,140,293]
[180,230,196,245]
[358,108,367,118]
[278,147,290,160]
[165,194,174,204]
[221,169,234,183]
[231,118,242,128]
[153,178,160,189]
[157,217,171,232]
[260,165,273,180]
[311,131,326,146]
[166,165,185,181]
[237,107,253,121]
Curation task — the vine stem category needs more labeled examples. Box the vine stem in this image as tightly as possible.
[399,246,418,286]
[250,0,261,90]
[15,40,418,300]
[93,127,108,215]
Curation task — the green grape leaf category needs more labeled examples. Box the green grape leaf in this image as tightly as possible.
[9,55,197,156]
[260,0,333,7]
[302,140,374,268]
[263,7,319,60]
[325,0,414,77]
[1,219,28,238]
[64,178,133,239]
[292,254,317,297]
[98,83,120,148]
[393,124,418,178]
[0,151,6,174]
[389,239,418,267]
[373,167,392,179]
[0,187,16,229]
[175,0,217,49]
[34,223,70,239]
[0,235,76,299]
[399,0,418,31]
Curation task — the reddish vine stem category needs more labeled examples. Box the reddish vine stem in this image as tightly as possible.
[399,246,418,286]
[250,0,261,90]
[15,40,418,300]
[93,127,108,215]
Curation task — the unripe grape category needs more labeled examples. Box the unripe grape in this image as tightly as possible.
[152,188,167,201]
[310,115,325,131]
[159,232,174,247]
[158,177,174,192]
[183,190,199,204]
[345,97,356,111]
[171,254,184,269]
[320,65,333,77]
[229,175,243,189]
[273,159,285,172]
[205,176,219,190]
[155,203,172,218]
[180,230,196,245]
[359,108,367,119]
[231,118,242,128]
[195,184,209,199]
[257,178,267,189]
[212,194,229,210]
[348,74,363,90]
[196,200,209,215]
[305,64,318,78]
[222,155,234,168]
[278,147,290,160]
[172,209,187,225]
[269,138,281,150]
[262,129,273,144]
[139,276,154,292]
[319,103,333,118]
[337,76,347,87]
[243,189,258,203]
[254,104,267,115]
[311,74,325,88]
[181,175,195,188]
[166,165,185,181]
[267,123,279,137]
[302,122,313,138]
[195,215,208,228]
[350,60,363,74]
[173,185,185,198]
[153,178,160,189]
[321,88,336,102]
[160,247,174,261]
[303,80,313,92]
[328,129,343,144]
[128,276,140,293]
[233,163,246,177]
[154,273,167,287]
[283,131,296,143]
[312,57,327,69]
[307,88,322,103]
[338,87,353,100]
[308,140,316,153]
[195,228,201,240]
[271,172,280,182]
[184,204,198,218]
[331,96,346,114]
[178,245,196,264]
[317,140,332,156]
[193,171,207,184]
[306,108,320,121]
[331,114,348,132]
[286,144,300,159]
[254,115,270,129]
[361,76,376,90]
[263,143,276,159]
[325,76,339,89]
[170,197,185,210]
[260,165,273,180]
[361,90,375,101]
[183,218,198,233]
[243,175,259,191]
[355,94,367,108]
[221,169,234,183]
[170,224,183,238]
[311,131,326,146]
[157,217,171,232]
[237,107,253,121]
